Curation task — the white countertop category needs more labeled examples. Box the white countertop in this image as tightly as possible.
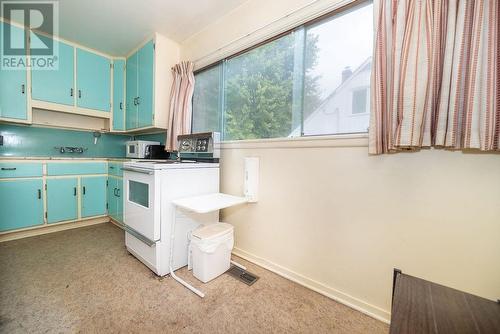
[0,157,135,161]
[172,193,248,214]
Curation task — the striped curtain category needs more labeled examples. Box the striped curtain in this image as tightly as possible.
[166,61,195,151]
[369,0,500,154]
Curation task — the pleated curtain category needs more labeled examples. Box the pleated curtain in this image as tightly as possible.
[166,61,195,151]
[369,0,500,154]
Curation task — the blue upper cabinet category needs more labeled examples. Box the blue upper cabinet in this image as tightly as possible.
[126,40,155,130]
[31,34,75,106]
[0,22,28,121]
[112,59,125,131]
[126,51,138,130]
[76,48,111,112]
[137,40,154,128]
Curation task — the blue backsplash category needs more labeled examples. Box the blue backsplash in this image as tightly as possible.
[134,132,166,145]
[0,124,132,158]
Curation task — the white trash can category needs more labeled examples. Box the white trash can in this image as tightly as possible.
[189,223,234,283]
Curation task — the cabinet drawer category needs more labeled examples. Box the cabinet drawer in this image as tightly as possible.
[47,162,107,176]
[108,162,123,177]
[0,163,43,178]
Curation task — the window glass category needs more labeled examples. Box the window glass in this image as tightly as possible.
[352,88,368,114]
[129,181,149,208]
[192,64,222,133]
[224,34,295,140]
[191,1,373,139]
[302,1,373,135]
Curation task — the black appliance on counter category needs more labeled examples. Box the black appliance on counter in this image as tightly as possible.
[144,145,170,159]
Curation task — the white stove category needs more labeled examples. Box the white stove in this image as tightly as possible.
[122,159,219,276]
[125,160,218,169]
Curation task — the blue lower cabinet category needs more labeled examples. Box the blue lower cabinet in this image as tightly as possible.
[107,177,117,219]
[107,162,123,177]
[0,163,43,178]
[47,162,107,176]
[81,176,107,217]
[115,178,123,222]
[0,179,44,232]
[46,178,78,223]
[107,177,123,223]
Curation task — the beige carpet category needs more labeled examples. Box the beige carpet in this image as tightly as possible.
[0,223,388,333]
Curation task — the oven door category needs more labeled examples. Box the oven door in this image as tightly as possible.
[123,167,160,243]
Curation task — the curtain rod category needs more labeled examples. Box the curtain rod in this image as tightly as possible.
[191,0,352,65]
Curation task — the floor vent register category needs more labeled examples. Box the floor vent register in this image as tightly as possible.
[227,266,259,286]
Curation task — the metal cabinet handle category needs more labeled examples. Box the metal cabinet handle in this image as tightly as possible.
[38,189,41,199]
[21,84,25,94]
[119,102,123,110]
[74,187,77,196]
[109,166,115,169]
[83,186,86,195]
[133,97,137,106]
[78,90,82,98]
[113,188,118,196]
[1,167,16,171]
[136,97,140,105]
[70,88,74,97]
[116,188,120,198]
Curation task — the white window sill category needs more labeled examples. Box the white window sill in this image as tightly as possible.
[220,133,369,149]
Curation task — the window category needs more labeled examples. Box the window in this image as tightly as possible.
[192,0,373,140]
[192,64,222,133]
[352,88,368,115]
[303,2,373,135]
[224,34,296,140]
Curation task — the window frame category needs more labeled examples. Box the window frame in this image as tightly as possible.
[192,0,372,141]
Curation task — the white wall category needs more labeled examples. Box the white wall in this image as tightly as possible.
[181,0,354,68]
[180,0,500,322]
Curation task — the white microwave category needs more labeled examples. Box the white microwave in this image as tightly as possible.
[126,140,160,159]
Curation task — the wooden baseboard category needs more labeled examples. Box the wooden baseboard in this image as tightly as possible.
[232,247,391,324]
[0,217,109,242]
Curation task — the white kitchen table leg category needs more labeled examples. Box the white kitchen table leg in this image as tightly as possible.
[169,204,205,298]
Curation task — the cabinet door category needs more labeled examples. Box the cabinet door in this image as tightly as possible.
[108,162,123,177]
[137,40,154,128]
[107,177,117,220]
[0,22,28,120]
[112,59,125,131]
[31,34,74,106]
[125,51,138,129]
[115,177,123,223]
[46,178,78,223]
[81,176,107,217]
[76,49,111,112]
[0,179,44,232]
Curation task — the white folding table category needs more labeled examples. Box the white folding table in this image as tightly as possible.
[169,193,248,297]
